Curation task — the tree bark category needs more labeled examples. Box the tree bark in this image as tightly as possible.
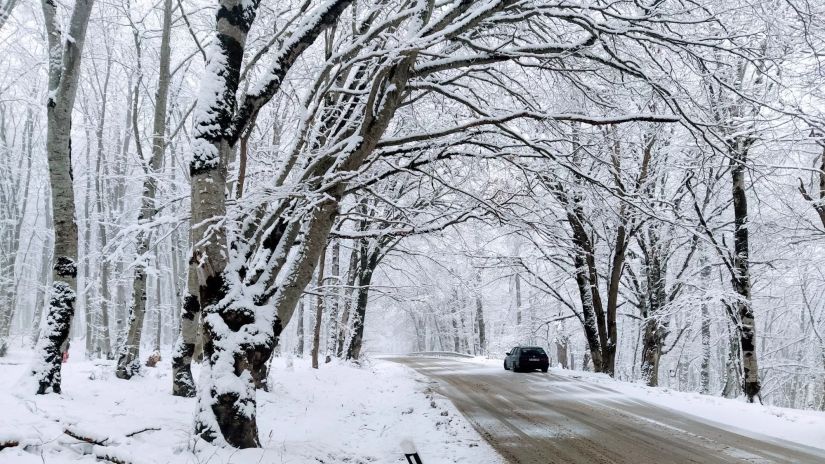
[572,246,604,372]
[296,298,305,357]
[82,120,96,359]
[474,272,486,355]
[556,339,569,369]
[722,322,741,398]
[311,244,327,369]
[700,255,711,394]
[346,240,378,361]
[640,228,668,387]
[116,0,173,380]
[325,238,340,362]
[336,241,359,357]
[31,0,95,394]
[514,273,522,326]
[93,50,114,360]
[187,0,262,447]
[731,147,760,402]
[171,266,200,397]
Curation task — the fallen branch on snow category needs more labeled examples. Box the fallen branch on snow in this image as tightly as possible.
[63,426,110,446]
[125,427,161,437]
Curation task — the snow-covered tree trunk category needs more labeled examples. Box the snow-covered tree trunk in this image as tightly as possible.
[731,145,760,402]
[116,0,173,380]
[556,338,569,369]
[571,227,604,372]
[700,253,712,394]
[171,266,200,397]
[336,243,359,357]
[722,324,741,398]
[82,120,97,359]
[187,0,263,447]
[32,0,95,394]
[311,244,326,369]
[474,271,486,355]
[514,272,522,326]
[93,66,113,359]
[346,236,389,360]
[296,298,305,357]
[640,227,668,387]
[325,238,340,362]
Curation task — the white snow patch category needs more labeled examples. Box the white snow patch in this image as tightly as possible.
[0,345,501,463]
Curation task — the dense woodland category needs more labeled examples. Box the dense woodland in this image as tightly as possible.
[2,0,825,449]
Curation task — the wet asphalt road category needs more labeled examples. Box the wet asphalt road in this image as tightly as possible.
[389,356,825,464]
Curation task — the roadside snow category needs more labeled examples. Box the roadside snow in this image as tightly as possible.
[0,344,501,463]
[459,355,825,452]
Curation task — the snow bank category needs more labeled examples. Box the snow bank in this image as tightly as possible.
[560,368,825,452]
[0,346,500,463]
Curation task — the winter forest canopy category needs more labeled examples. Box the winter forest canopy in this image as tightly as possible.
[2,0,825,451]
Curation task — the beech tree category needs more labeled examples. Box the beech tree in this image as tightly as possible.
[116,0,174,380]
[30,0,96,395]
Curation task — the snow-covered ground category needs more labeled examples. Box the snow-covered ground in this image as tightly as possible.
[8,346,823,464]
[459,355,825,452]
[0,344,501,464]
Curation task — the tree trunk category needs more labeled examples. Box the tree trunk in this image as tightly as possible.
[153,271,162,356]
[450,296,460,353]
[731,147,760,402]
[346,242,376,360]
[296,298,305,357]
[31,0,95,394]
[572,248,604,372]
[311,244,327,369]
[116,0,173,380]
[640,319,662,387]
[640,230,667,387]
[93,51,113,360]
[186,0,261,447]
[474,272,486,355]
[722,323,741,398]
[336,242,359,357]
[556,339,569,369]
[514,273,522,326]
[171,266,200,397]
[325,238,340,363]
[82,120,96,359]
[700,255,711,394]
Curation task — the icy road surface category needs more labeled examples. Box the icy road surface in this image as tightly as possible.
[389,356,825,464]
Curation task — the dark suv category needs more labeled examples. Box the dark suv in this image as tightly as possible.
[504,346,549,372]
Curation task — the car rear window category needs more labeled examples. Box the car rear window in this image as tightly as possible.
[520,348,546,356]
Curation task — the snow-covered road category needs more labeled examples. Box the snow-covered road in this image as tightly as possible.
[390,356,825,464]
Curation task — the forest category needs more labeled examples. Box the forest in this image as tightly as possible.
[2,0,825,456]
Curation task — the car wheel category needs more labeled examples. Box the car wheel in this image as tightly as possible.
[513,363,520,373]
[504,360,510,370]
[541,367,548,373]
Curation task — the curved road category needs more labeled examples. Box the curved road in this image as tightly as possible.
[389,356,825,464]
